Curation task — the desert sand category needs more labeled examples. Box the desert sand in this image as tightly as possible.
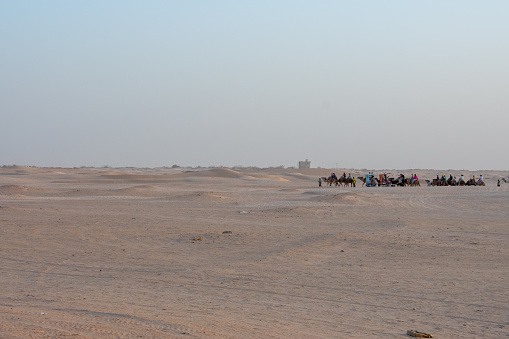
[0,166,508,338]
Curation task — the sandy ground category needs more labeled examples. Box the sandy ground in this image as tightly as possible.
[0,166,508,338]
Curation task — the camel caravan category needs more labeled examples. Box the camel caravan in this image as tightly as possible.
[320,172,419,187]
[319,172,488,187]
[318,172,421,187]
[425,174,485,186]
[320,172,356,187]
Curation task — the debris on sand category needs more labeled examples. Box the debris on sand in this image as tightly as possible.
[191,236,201,242]
[407,330,433,338]
[222,231,232,234]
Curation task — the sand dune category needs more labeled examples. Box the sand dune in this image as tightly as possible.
[0,184,34,192]
[99,170,135,176]
[164,191,232,202]
[99,173,170,180]
[308,191,371,205]
[243,174,291,182]
[0,184,47,194]
[114,185,159,194]
[169,168,242,179]
[0,167,508,338]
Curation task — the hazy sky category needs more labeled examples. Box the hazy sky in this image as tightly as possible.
[2,1,508,170]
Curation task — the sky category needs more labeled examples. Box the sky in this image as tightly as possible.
[1,1,508,170]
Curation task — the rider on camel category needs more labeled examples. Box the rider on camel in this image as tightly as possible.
[411,174,418,184]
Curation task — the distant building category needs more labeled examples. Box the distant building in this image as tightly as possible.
[298,159,311,169]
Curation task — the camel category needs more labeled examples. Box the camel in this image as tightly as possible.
[345,177,354,187]
[410,179,420,187]
[339,176,354,187]
[428,179,440,186]
[465,179,477,186]
[320,177,332,186]
[434,179,446,186]
[325,176,339,186]
[447,178,458,186]
[396,178,407,186]
[428,178,448,186]
[357,176,378,187]
[361,176,378,187]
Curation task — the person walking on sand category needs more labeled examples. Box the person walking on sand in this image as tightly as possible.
[318,177,322,187]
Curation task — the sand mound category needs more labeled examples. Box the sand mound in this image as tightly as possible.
[100,173,159,180]
[170,168,242,179]
[0,167,96,176]
[60,185,161,197]
[259,175,290,182]
[243,174,290,182]
[0,185,44,194]
[168,191,230,201]
[203,168,242,178]
[0,167,31,175]
[114,185,159,195]
[307,191,370,205]
[99,170,140,176]
[282,173,317,181]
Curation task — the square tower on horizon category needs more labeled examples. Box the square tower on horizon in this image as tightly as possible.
[299,159,311,169]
